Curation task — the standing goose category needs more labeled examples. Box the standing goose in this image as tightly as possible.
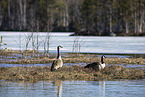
[51,45,63,71]
[84,55,106,71]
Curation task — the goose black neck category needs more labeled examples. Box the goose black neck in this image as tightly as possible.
[101,56,104,64]
[57,46,60,59]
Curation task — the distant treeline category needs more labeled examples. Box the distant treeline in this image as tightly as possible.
[0,0,145,36]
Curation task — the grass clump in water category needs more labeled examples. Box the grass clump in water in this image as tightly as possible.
[103,65,145,79]
[4,54,145,65]
[0,65,144,81]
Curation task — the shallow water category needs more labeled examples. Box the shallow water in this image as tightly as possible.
[0,63,145,70]
[0,80,145,97]
[1,32,145,54]
[0,63,85,68]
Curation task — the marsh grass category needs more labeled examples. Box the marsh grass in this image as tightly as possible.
[6,56,145,65]
[0,49,8,56]
[0,65,144,81]
[1,51,145,81]
[1,51,144,65]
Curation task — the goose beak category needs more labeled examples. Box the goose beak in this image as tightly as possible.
[59,45,63,48]
[103,55,106,58]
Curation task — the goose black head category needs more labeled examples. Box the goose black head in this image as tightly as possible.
[58,45,63,48]
[57,45,63,59]
[102,55,106,58]
[101,55,106,64]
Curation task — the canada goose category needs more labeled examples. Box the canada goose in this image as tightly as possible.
[51,45,63,71]
[84,55,106,71]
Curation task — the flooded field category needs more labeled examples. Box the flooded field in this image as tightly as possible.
[0,32,145,97]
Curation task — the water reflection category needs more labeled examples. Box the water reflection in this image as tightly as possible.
[0,80,63,97]
[0,80,145,97]
[99,81,105,97]
[87,80,105,97]
[52,80,63,97]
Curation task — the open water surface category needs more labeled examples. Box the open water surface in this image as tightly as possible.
[0,63,145,70]
[1,32,145,54]
[0,80,145,97]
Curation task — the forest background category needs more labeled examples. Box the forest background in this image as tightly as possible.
[0,0,145,36]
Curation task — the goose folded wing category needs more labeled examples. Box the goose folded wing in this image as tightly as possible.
[84,62,100,68]
[51,59,62,71]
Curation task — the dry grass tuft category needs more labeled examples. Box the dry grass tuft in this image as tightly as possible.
[0,65,144,81]
[103,65,145,79]
[5,54,145,65]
